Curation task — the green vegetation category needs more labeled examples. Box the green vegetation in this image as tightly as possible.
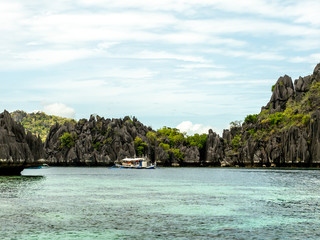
[59,132,76,148]
[170,148,184,161]
[266,112,285,125]
[155,127,185,160]
[244,114,258,124]
[154,127,208,162]
[159,142,170,151]
[92,141,101,150]
[157,127,185,146]
[156,127,207,149]
[228,78,320,147]
[146,131,157,144]
[11,110,76,142]
[186,133,207,150]
[133,137,148,156]
[231,134,242,151]
[259,101,311,130]
[247,129,256,136]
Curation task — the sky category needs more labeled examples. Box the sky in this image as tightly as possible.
[1,0,320,135]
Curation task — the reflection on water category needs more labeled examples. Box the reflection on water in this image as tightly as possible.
[1,167,320,239]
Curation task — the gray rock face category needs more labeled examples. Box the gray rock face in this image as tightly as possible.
[222,63,320,167]
[0,110,45,175]
[294,64,320,102]
[281,126,310,165]
[205,129,224,166]
[264,75,294,113]
[310,110,320,164]
[180,145,200,165]
[313,63,320,82]
[45,115,152,166]
[294,75,312,101]
[45,115,207,167]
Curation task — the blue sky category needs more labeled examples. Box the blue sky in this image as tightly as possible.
[1,0,320,135]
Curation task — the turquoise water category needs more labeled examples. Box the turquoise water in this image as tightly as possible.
[1,168,320,239]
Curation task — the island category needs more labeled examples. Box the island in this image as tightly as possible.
[1,63,320,174]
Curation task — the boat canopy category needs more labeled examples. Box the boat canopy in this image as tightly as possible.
[121,157,146,162]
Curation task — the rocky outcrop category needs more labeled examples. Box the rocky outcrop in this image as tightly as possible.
[222,63,320,167]
[263,75,294,113]
[205,130,225,166]
[310,110,320,165]
[0,110,46,175]
[44,114,207,167]
[45,116,151,166]
[294,75,312,101]
[180,146,200,165]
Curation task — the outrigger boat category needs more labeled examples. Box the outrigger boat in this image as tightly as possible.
[26,163,50,169]
[112,157,156,169]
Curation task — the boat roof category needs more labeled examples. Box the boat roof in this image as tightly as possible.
[121,157,146,162]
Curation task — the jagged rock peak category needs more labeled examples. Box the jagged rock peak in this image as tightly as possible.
[313,63,320,75]
[263,75,294,113]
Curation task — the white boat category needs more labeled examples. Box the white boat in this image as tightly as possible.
[25,163,50,169]
[113,157,156,169]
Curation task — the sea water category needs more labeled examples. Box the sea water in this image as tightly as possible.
[1,167,320,239]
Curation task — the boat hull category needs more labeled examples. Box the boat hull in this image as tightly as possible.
[111,164,156,169]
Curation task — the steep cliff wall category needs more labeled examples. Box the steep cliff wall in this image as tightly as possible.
[0,110,46,175]
[220,63,320,167]
[45,116,150,166]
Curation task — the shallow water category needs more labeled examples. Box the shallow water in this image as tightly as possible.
[1,167,320,239]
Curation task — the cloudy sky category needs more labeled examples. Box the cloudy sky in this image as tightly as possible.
[1,0,319,135]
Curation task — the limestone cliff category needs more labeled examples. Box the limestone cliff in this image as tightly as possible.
[219,63,320,167]
[0,110,46,174]
[4,64,319,169]
[45,116,149,166]
[44,115,207,167]
[43,64,320,167]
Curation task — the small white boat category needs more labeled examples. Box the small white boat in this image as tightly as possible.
[25,163,50,169]
[41,163,50,169]
[113,157,156,169]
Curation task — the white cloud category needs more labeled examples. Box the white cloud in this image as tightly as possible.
[97,42,119,49]
[208,49,285,61]
[0,0,318,70]
[0,48,97,70]
[131,50,207,63]
[77,0,281,17]
[42,103,76,118]
[23,12,177,44]
[288,1,320,26]
[1,0,320,133]
[0,2,24,30]
[176,121,214,135]
[204,79,275,86]
[290,53,320,64]
[200,70,234,79]
[287,38,320,51]
[177,63,225,70]
[16,49,95,66]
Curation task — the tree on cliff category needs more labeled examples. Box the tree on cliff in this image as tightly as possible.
[133,137,148,156]
[59,132,76,149]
